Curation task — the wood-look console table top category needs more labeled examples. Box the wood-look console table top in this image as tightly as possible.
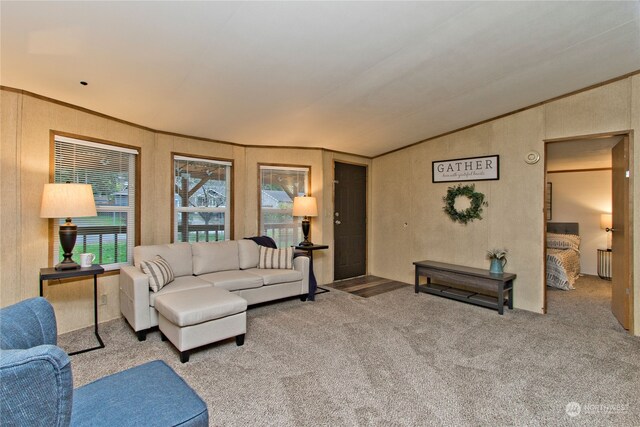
[413,260,516,315]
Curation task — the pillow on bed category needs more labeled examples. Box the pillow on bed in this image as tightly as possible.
[546,233,580,251]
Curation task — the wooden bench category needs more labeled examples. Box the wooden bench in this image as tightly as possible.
[413,260,516,314]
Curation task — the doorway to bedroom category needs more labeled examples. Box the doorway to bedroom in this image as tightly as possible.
[543,132,633,332]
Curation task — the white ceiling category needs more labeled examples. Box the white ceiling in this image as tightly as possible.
[2,2,639,157]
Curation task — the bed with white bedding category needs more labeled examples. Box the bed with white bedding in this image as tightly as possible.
[546,223,581,290]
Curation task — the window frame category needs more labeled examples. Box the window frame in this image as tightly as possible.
[258,163,311,248]
[171,152,234,243]
[48,131,141,271]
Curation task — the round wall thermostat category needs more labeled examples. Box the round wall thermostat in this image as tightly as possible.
[525,151,540,164]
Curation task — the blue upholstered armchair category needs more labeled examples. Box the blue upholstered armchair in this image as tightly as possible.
[0,297,208,426]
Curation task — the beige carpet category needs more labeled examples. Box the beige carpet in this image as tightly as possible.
[59,275,640,426]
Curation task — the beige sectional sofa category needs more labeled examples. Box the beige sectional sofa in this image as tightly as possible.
[119,239,309,341]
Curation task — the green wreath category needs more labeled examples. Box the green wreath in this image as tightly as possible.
[442,184,488,225]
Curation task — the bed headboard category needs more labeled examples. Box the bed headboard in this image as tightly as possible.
[546,222,579,235]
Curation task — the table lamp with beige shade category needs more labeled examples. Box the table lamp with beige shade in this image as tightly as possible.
[292,196,317,247]
[40,183,97,270]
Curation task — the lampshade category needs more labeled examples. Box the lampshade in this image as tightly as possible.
[600,213,612,230]
[292,196,318,217]
[40,183,97,218]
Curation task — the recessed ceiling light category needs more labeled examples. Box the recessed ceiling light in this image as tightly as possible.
[80,81,88,86]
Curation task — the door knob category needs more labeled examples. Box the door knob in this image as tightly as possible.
[335,220,341,225]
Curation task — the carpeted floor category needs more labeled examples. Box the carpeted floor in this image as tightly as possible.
[60,275,640,426]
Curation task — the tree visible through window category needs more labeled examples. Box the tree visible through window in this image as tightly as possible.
[259,165,309,248]
[53,135,138,270]
[173,155,232,242]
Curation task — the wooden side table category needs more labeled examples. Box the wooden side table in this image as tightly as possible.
[597,249,612,281]
[40,265,106,355]
[295,244,328,301]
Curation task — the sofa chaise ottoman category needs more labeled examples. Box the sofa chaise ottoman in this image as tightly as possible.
[155,286,247,362]
[120,239,309,341]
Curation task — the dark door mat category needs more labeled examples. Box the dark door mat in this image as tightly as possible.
[326,275,410,298]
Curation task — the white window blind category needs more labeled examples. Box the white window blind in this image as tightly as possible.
[53,136,137,271]
[174,156,232,242]
[259,165,309,248]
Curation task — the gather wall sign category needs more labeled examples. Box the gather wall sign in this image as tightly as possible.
[432,155,499,183]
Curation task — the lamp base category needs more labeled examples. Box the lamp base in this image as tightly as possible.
[57,218,79,270]
[55,261,80,271]
[299,218,313,247]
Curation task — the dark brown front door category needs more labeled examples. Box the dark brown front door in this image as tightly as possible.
[334,162,366,280]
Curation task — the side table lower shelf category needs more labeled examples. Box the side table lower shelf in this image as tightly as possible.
[39,265,105,355]
[597,249,612,281]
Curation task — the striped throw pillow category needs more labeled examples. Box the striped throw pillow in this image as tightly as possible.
[141,256,175,292]
[258,246,293,269]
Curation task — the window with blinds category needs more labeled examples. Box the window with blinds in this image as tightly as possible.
[259,165,309,248]
[53,135,138,270]
[173,155,232,242]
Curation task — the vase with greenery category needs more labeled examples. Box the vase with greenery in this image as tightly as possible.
[487,248,507,274]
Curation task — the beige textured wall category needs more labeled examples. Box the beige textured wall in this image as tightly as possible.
[372,108,546,313]
[544,80,630,138]
[1,91,155,333]
[1,89,369,333]
[371,149,413,281]
[372,77,639,331]
[1,91,21,307]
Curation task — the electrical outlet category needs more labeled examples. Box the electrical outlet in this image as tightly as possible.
[100,294,107,306]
